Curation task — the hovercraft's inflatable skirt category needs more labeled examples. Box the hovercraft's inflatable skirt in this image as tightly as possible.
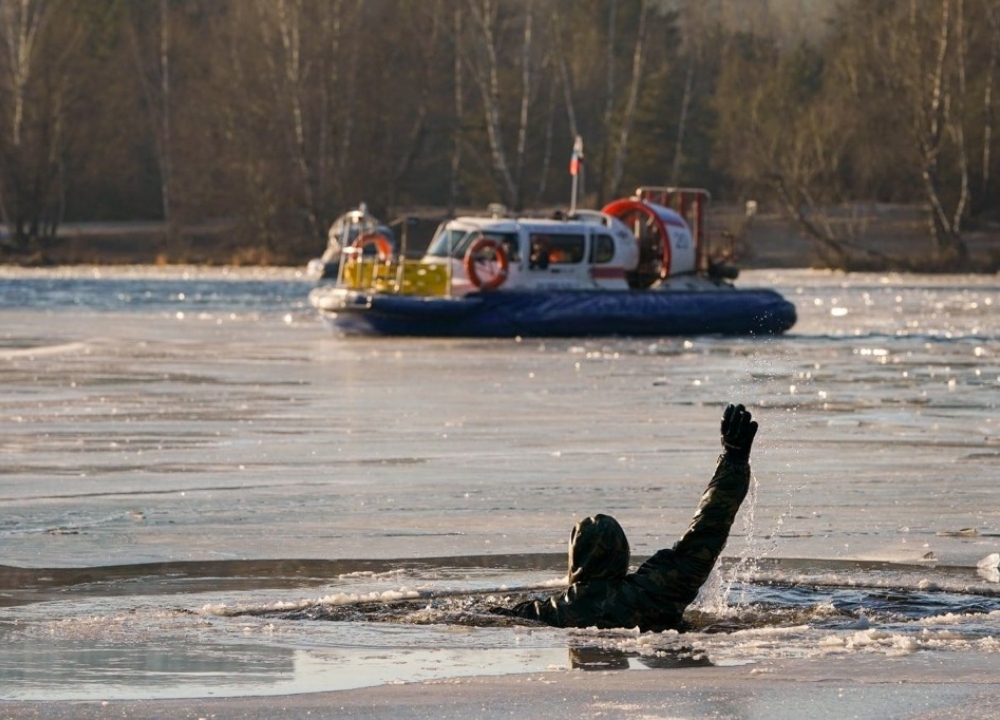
[311,288,797,338]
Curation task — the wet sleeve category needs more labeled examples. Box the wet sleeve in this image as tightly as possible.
[494,585,599,628]
[633,455,751,606]
[498,595,567,626]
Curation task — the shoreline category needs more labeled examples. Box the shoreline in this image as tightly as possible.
[2,205,999,273]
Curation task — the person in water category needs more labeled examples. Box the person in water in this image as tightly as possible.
[493,403,757,633]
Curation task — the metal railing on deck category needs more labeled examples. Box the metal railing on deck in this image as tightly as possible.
[339,249,450,296]
[635,186,712,272]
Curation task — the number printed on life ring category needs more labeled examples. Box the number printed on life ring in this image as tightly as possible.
[352,233,393,262]
[464,236,509,291]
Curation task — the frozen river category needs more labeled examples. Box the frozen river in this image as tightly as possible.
[1,266,1000,703]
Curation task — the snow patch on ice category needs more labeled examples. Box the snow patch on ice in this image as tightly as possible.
[976,553,999,569]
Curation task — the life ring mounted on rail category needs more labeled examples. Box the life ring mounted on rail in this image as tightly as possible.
[464,235,509,291]
[352,232,394,262]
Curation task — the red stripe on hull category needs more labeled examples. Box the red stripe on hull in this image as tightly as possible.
[590,267,626,279]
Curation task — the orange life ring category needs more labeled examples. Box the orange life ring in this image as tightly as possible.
[352,233,393,262]
[464,236,509,291]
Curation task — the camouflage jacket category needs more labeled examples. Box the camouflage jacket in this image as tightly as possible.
[499,454,750,633]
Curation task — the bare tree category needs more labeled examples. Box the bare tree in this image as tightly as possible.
[670,60,695,186]
[860,0,972,261]
[514,0,534,195]
[672,0,710,186]
[907,0,969,259]
[711,31,885,267]
[607,0,650,198]
[448,2,464,214]
[596,0,617,204]
[126,0,175,243]
[535,64,558,202]
[980,0,999,202]
[550,6,579,142]
[315,0,345,217]
[0,0,48,245]
[253,0,322,241]
[387,0,445,212]
[464,0,515,205]
[0,0,96,251]
[462,0,539,209]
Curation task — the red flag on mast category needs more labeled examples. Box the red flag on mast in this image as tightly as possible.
[569,136,584,176]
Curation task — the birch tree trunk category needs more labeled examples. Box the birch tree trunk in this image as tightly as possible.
[158,0,173,239]
[550,9,579,141]
[947,0,969,234]
[254,0,321,241]
[536,68,557,202]
[0,0,48,246]
[981,1,999,200]
[597,0,617,204]
[1,0,46,149]
[316,0,344,221]
[464,0,519,208]
[127,0,177,247]
[314,0,360,210]
[513,0,534,199]
[909,0,968,260]
[608,0,650,198]
[670,60,696,186]
[388,0,444,212]
[448,3,464,215]
[335,0,363,196]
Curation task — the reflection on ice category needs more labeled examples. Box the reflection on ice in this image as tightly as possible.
[0,632,571,701]
[0,637,295,700]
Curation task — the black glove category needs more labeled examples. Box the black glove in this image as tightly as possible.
[721,403,757,463]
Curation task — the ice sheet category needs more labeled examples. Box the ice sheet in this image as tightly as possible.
[2,267,1000,701]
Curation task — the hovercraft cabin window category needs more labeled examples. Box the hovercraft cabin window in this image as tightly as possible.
[530,233,585,264]
[589,233,615,264]
[493,233,522,262]
[472,232,520,262]
[427,229,520,262]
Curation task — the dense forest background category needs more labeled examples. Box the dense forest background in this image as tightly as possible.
[1,0,998,267]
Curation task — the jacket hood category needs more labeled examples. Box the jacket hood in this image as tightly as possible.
[568,514,630,584]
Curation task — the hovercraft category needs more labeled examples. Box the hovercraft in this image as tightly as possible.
[308,187,796,338]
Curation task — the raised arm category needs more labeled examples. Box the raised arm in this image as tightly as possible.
[632,404,757,610]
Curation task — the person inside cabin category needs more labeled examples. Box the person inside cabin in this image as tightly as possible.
[529,236,551,270]
[492,403,757,633]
